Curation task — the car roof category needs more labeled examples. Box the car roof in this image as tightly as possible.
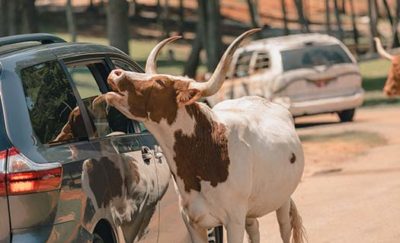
[239,33,343,52]
[0,41,126,60]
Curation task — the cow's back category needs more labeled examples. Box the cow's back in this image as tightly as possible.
[212,96,304,216]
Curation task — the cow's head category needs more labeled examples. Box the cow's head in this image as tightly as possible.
[374,38,400,97]
[96,29,259,125]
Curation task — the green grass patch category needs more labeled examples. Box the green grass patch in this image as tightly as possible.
[300,130,386,146]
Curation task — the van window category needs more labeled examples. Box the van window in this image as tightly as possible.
[20,61,88,145]
[233,51,253,78]
[253,51,270,72]
[281,44,352,71]
[67,61,135,138]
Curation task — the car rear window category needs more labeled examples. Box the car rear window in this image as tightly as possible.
[20,61,89,145]
[281,44,352,71]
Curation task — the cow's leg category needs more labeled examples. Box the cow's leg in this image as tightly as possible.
[276,199,291,243]
[245,218,260,243]
[225,207,247,243]
[181,211,208,243]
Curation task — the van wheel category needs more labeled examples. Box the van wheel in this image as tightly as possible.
[208,226,223,243]
[337,109,355,122]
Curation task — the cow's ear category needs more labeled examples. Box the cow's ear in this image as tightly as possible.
[176,88,202,106]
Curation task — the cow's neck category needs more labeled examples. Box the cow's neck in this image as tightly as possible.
[144,103,230,195]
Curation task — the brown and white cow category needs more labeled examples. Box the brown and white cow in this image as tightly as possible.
[95,29,305,243]
[374,38,400,96]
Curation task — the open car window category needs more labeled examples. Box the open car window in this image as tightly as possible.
[66,61,137,138]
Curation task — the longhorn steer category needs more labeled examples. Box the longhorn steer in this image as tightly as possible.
[97,29,306,243]
[374,38,400,96]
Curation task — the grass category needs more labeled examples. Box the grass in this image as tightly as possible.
[358,58,400,107]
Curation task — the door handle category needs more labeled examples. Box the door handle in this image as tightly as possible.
[141,146,153,164]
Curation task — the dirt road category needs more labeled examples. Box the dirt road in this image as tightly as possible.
[255,105,400,243]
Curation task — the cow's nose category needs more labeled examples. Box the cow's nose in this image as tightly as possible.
[108,69,125,90]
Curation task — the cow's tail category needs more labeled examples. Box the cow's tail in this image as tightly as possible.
[290,199,307,243]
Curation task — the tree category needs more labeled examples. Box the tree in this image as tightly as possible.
[246,0,261,29]
[107,0,130,54]
[349,0,359,48]
[392,0,400,47]
[21,0,38,33]
[333,0,344,40]
[294,0,310,32]
[178,0,185,36]
[199,0,223,72]
[281,0,289,35]
[184,0,223,77]
[325,0,332,35]
[0,0,8,36]
[66,0,77,42]
[368,0,379,53]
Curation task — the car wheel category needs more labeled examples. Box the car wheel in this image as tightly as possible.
[337,108,355,122]
[208,226,223,243]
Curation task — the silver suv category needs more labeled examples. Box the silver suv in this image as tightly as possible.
[206,33,364,122]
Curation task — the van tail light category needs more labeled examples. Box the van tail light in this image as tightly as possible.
[0,150,7,196]
[1,147,62,195]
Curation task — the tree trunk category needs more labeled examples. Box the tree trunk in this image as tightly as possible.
[340,0,346,14]
[246,0,261,28]
[198,0,223,72]
[178,0,185,36]
[333,0,344,40]
[18,0,39,33]
[326,0,332,34]
[368,0,379,53]
[349,0,359,48]
[0,0,9,36]
[7,0,22,35]
[294,0,310,32]
[382,0,393,26]
[107,0,130,54]
[66,0,77,42]
[160,0,170,38]
[183,24,203,78]
[281,0,289,35]
[392,0,400,47]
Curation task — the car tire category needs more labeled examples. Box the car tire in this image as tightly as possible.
[337,108,355,122]
[208,226,223,243]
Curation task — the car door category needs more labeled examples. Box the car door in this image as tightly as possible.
[63,57,161,243]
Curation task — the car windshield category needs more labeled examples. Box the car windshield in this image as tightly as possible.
[281,44,352,71]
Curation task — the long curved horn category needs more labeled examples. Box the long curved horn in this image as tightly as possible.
[145,36,182,74]
[190,28,261,97]
[374,37,394,61]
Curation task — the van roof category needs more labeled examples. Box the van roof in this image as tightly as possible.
[239,33,342,52]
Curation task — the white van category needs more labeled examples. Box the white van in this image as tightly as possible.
[205,33,364,122]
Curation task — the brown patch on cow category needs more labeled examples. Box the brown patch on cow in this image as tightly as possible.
[384,56,400,96]
[173,103,230,192]
[290,153,296,164]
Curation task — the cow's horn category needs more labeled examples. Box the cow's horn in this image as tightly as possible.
[374,37,394,60]
[190,28,261,97]
[145,36,182,74]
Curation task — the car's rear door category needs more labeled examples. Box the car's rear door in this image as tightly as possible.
[0,99,11,243]
[63,56,162,242]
